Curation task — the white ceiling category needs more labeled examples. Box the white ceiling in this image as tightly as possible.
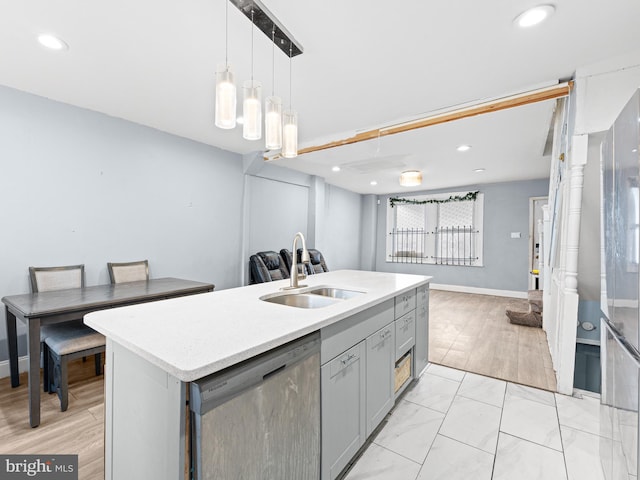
[0,1,638,194]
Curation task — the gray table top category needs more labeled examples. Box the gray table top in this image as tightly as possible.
[2,277,214,318]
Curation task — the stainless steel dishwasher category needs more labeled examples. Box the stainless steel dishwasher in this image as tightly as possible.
[190,332,321,480]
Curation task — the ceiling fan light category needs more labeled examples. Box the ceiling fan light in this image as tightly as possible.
[399,170,423,187]
[215,64,237,129]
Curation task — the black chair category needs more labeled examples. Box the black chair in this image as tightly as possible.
[279,249,293,272]
[249,251,290,284]
[298,248,329,275]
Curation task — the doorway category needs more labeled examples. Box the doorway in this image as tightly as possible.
[529,196,548,290]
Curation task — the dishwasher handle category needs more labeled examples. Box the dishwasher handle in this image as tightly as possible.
[190,332,320,415]
[263,364,287,380]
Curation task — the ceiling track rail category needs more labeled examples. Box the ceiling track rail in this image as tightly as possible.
[230,0,303,57]
[264,81,574,161]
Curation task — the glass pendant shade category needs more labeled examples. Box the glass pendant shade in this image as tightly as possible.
[282,109,298,158]
[215,64,236,129]
[265,96,283,150]
[243,80,262,140]
[399,170,423,187]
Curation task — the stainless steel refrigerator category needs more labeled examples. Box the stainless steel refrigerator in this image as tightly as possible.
[600,89,640,480]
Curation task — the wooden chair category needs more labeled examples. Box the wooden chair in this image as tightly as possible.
[29,265,105,411]
[45,323,105,411]
[107,259,149,284]
[29,265,85,394]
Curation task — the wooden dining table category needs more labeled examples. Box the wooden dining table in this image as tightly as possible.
[2,277,214,427]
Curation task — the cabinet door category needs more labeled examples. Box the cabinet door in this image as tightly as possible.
[415,285,429,376]
[321,342,366,480]
[366,323,395,436]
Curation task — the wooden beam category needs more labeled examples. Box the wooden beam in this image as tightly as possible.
[265,81,573,161]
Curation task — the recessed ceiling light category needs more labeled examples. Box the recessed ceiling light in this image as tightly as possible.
[370,181,378,186]
[236,116,245,125]
[332,166,341,172]
[457,144,472,152]
[474,168,485,173]
[514,5,555,28]
[633,148,638,153]
[37,34,68,51]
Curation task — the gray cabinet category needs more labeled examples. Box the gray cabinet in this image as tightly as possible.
[320,285,429,479]
[365,322,395,436]
[415,284,429,376]
[395,310,416,358]
[321,341,366,480]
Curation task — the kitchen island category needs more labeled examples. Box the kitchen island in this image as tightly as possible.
[85,270,431,480]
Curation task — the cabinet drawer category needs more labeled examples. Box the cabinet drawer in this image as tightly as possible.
[395,310,415,357]
[329,343,363,378]
[394,289,416,319]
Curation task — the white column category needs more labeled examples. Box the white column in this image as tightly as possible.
[555,134,588,394]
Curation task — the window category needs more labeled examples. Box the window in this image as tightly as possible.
[386,192,484,266]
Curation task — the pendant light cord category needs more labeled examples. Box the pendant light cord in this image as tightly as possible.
[271,27,276,96]
[250,8,255,82]
[224,0,229,68]
[289,42,293,108]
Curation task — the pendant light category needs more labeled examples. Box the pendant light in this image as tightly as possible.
[265,26,282,150]
[282,42,298,158]
[215,0,236,129]
[243,7,262,140]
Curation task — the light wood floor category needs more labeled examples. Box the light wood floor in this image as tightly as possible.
[429,289,557,391]
[0,290,554,480]
[0,359,105,480]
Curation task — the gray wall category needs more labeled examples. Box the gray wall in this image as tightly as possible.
[246,175,309,254]
[0,85,366,362]
[373,179,549,292]
[360,195,378,271]
[323,184,363,270]
[0,85,245,359]
[241,171,363,278]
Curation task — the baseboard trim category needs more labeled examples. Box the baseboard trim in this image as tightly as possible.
[0,356,29,380]
[430,283,528,299]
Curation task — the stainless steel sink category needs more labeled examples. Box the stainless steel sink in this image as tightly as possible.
[260,286,365,309]
[307,287,364,300]
[261,293,341,309]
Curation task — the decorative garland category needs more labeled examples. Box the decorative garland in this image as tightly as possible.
[389,190,479,208]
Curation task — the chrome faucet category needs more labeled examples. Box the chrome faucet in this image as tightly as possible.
[287,232,310,289]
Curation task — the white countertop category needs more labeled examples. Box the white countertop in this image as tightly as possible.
[84,270,431,382]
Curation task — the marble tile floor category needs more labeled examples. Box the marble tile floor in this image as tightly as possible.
[343,364,605,480]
